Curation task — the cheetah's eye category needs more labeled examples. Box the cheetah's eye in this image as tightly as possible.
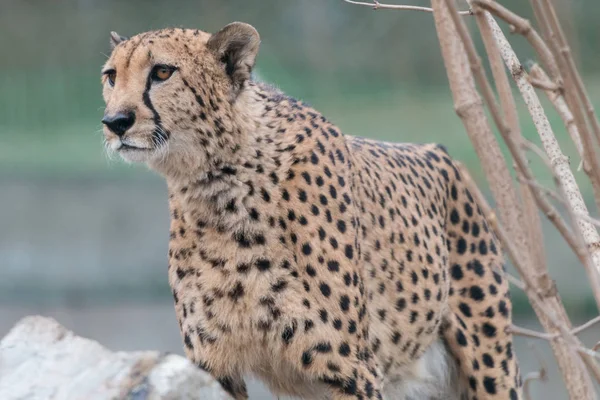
[104,70,117,87]
[151,65,177,82]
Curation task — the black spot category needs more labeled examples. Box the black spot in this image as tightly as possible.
[472,259,485,277]
[282,323,296,344]
[319,282,331,297]
[234,232,252,248]
[318,227,326,240]
[228,282,245,301]
[319,309,328,323]
[249,208,259,221]
[340,295,350,311]
[456,329,467,346]
[482,353,494,368]
[327,260,340,272]
[301,351,313,366]
[271,279,288,292]
[330,237,339,249]
[470,286,485,301]
[302,243,313,255]
[345,245,354,259]
[409,311,418,323]
[457,238,467,254]
[333,319,343,330]
[256,258,271,271]
[483,376,497,394]
[315,342,332,353]
[464,202,474,217]
[411,271,418,284]
[365,381,374,398]
[459,302,472,317]
[450,209,460,224]
[338,342,351,357]
[472,222,480,237]
[260,188,271,202]
[348,320,357,334]
[327,362,341,373]
[493,271,503,284]
[184,333,193,349]
[482,322,497,338]
[479,240,488,255]
[450,264,464,280]
[305,319,314,332]
[498,300,509,318]
[343,273,352,286]
[469,376,477,391]
[298,190,308,202]
[395,298,406,311]
[301,172,311,184]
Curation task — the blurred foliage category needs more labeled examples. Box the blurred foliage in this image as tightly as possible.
[0,0,598,182]
[1,0,599,312]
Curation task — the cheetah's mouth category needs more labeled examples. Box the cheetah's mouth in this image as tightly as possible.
[114,139,155,163]
[118,143,151,151]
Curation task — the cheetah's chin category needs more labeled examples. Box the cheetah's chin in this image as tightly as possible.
[117,145,154,163]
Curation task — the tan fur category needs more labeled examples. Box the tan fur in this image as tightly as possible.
[101,23,522,400]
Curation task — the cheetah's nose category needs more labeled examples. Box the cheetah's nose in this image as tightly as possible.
[102,111,136,137]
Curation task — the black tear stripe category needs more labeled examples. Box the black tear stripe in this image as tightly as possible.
[143,72,170,145]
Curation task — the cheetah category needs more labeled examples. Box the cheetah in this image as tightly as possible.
[101,22,522,400]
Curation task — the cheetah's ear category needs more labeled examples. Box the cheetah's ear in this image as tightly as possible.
[110,31,128,49]
[207,22,260,94]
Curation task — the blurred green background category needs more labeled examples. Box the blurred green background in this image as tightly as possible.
[1,0,600,398]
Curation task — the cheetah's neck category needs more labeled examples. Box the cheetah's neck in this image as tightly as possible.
[166,81,328,234]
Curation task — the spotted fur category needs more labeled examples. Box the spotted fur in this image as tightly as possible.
[101,23,522,400]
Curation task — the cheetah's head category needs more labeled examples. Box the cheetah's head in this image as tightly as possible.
[101,23,260,176]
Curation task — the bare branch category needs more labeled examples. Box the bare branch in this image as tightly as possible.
[537,0,600,151]
[528,75,562,92]
[572,316,600,336]
[342,0,473,14]
[472,7,600,309]
[529,63,585,171]
[509,324,557,341]
[471,0,561,82]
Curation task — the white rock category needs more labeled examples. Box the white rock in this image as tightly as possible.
[0,315,230,400]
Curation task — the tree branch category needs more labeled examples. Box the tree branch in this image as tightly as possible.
[342,0,472,14]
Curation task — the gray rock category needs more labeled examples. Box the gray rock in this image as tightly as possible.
[0,315,230,400]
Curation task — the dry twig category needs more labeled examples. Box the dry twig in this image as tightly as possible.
[529,63,585,171]
[342,0,472,14]
[537,0,600,149]
[470,0,561,82]
[510,324,557,341]
[472,6,600,308]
